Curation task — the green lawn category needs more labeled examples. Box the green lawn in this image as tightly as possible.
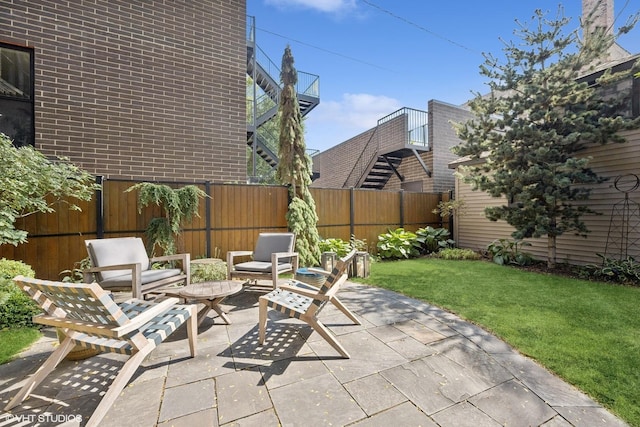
[0,327,41,365]
[355,258,640,427]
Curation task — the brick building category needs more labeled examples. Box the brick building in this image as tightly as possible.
[0,0,247,183]
[311,100,473,193]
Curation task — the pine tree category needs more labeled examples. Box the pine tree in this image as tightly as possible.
[453,8,640,268]
[276,45,321,266]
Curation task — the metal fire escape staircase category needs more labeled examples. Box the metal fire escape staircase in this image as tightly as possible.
[343,108,431,190]
[246,16,319,171]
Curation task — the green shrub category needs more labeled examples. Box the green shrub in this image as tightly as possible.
[191,259,227,283]
[487,238,534,266]
[581,255,640,286]
[435,248,481,260]
[349,234,368,252]
[60,257,92,283]
[377,228,421,260]
[319,238,351,257]
[0,259,40,329]
[415,226,454,254]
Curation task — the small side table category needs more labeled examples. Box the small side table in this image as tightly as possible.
[176,280,243,327]
[294,268,326,287]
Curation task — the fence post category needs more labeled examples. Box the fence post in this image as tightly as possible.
[399,190,404,229]
[96,175,104,238]
[205,181,211,257]
[448,190,454,242]
[350,187,355,238]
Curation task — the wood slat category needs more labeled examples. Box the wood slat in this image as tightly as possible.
[0,181,445,279]
[454,130,640,265]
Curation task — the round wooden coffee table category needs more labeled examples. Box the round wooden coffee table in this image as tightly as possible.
[178,281,243,326]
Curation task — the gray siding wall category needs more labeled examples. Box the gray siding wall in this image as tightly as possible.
[454,128,640,265]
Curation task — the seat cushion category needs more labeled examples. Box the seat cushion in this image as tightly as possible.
[234,261,293,273]
[252,233,295,262]
[100,268,184,289]
[86,237,151,281]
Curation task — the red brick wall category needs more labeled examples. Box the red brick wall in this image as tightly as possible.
[0,0,247,183]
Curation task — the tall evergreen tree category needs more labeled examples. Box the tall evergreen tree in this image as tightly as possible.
[453,8,639,268]
[276,45,321,266]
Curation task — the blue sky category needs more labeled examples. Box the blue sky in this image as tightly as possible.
[247,0,640,153]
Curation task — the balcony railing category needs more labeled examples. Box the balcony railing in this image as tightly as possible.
[342,108,429,188]
[379,108,429,148]
[247,16,319,99]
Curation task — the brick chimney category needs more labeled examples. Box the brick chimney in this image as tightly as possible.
[582,0,614,34]
[582,0,630,61]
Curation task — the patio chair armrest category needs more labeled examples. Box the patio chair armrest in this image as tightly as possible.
[278,283,328,301]
[306,267,330,276]
[271,251,298,261]
[286,279,321,292]
[84,263,141,273]
[271,252,299,273]
[151,252,191,286]
[112,297,182,336]
[151,252,190,265]
[33,314,123,339]
[227,251,254,276]
[227,251,253,262]
[83,263,143,296]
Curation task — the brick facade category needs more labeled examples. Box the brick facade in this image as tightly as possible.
[312,100,473,193]
[1,0,247,183]
[311,127,375,189]
[430,100,474,192]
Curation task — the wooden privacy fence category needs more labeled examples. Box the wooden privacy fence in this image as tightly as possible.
[0,178,447,280]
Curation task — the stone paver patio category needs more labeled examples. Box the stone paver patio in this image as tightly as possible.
[0,282,628,426]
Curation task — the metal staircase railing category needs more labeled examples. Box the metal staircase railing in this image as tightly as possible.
[342,108,429,189]
[246,17,319,112]
[247,15,320,177]
[257,125,279,160]
[343,126,379,188]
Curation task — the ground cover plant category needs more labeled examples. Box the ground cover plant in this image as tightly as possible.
[0,328,41,365]
[0,258,41,364]
[354,258,640,426]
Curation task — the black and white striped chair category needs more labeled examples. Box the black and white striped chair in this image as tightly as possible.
[258,249,360,358]
[5,276,197,427]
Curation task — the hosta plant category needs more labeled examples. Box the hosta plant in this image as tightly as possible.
[319,238,351,257]
[377,228,421,260]
[487,238,533,266]
[415,226,454,254]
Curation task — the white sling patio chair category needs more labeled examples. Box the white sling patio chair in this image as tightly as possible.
[83,237,190,299]
[227,232,299,290]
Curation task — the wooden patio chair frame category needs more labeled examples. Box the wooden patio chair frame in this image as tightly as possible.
[258,249,360,358]
[4,276,197,427]
[83,237,190,299]
[227,232,299,290]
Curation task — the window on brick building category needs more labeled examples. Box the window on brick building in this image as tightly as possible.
[0,43,34,147]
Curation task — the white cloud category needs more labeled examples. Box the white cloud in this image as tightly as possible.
[315,93,403,129]
[305,93,403,152]
[264,0,356,14]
